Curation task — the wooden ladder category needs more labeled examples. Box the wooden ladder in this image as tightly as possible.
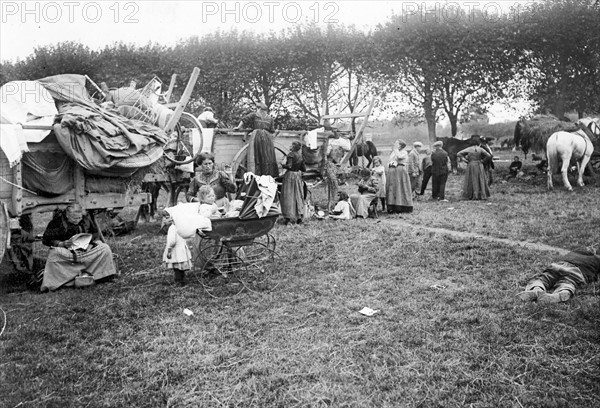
[319,97,376,166]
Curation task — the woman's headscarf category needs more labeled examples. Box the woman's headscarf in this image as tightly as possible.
[395,139,407,150]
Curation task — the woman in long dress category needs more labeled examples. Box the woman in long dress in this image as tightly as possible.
[281,141,306,224]
[386,139,413,213]
[457,140,492,200]
[237,102,279,178]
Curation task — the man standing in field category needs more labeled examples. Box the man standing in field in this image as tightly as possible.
[517,246,600,303]
[430,140,450,201]
[408,142,422,198]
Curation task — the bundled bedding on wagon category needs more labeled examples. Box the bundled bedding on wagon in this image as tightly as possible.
[0,74,169,197]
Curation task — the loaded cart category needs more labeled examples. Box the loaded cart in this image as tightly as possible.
[0,70,200,274]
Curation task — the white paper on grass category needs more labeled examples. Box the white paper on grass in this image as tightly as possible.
[358,307,379,317]
[183,308,194,316]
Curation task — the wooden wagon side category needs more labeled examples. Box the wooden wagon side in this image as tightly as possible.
[0,141,152,265]
[208,129,337,181]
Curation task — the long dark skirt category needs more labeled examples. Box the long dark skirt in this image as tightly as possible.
[250,129,279,178]
[386,165,413,213]
[281,171,305,222]
[463,161,490,200]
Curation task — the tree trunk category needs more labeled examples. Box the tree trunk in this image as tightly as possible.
[448,112,459,137]
[552,78,568,120]
[423,83,437,144]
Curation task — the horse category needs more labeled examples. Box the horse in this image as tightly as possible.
[513,115,580,158]
[546,129,595,191]
[436,136,479,173]
[349,141,378,167]
[578,117,600,137]
[499,137,515,150]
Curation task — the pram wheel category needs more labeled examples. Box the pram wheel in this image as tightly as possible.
[194,241,244,297]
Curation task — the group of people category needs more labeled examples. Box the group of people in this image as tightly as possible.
[384,139,453,214]
[38,104,599,303]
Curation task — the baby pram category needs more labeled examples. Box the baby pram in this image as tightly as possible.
[194,176,280,296]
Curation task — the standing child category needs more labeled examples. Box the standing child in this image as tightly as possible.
[371,156,387,212]
[197,185,223,219]
[162,211,192,286]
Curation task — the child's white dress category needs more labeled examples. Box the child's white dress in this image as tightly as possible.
[372,164,387,198]
[330,200,353,219]
[198,203,221,219]
[163,225,192,270]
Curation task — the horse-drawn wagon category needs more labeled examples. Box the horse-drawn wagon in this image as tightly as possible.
[206,97,376,182]
[0,69,202,271]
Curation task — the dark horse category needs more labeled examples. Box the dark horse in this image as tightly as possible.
[436,136,478,173]
[350,141,378,167]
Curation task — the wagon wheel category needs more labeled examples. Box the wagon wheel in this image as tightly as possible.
[194,240,245,297]
[163,112,203,165]
[230,142,289,180]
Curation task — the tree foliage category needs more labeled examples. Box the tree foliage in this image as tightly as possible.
[1,4,598,135]
[515,0,600,118]
[373,6,524,142]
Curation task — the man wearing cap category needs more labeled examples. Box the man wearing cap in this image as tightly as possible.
[408,142,423,197]
[431,140,450,201]
[236,102,278,178]
[198,106,218,128]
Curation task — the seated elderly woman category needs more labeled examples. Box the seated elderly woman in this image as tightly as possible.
[187,152,237,209]
[350,168,379,218]
[41,204,117,291]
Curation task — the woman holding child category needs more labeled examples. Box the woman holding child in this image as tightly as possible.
[187,152,237,209]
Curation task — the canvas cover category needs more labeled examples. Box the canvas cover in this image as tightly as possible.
[1,74,169,189]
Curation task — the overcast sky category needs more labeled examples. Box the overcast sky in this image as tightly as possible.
[1,1,528,62]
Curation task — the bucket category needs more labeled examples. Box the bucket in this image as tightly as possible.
[74,274,94,288]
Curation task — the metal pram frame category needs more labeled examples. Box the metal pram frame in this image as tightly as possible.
[194,214,279,297]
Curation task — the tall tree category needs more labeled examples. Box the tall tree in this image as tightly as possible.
[285,23,373,126]
[373,8,521,142]
[15,41,98,80]
[517,0,600,118]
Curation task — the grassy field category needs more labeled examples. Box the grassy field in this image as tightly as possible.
[1,151,599,408]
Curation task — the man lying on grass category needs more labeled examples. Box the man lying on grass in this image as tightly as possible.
[518,246,600,303]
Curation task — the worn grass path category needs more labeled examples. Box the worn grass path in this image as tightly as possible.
[377,216,571,256]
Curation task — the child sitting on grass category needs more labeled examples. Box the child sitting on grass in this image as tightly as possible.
[197,185,223,219]
[328,191,353,220]
[162,211,192,286]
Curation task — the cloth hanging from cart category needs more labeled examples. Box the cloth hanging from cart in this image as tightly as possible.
[237,174,281,219]
[0,80,58,167]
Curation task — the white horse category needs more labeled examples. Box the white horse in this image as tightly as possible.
[578,117,600,136]
[546,128,595,191]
